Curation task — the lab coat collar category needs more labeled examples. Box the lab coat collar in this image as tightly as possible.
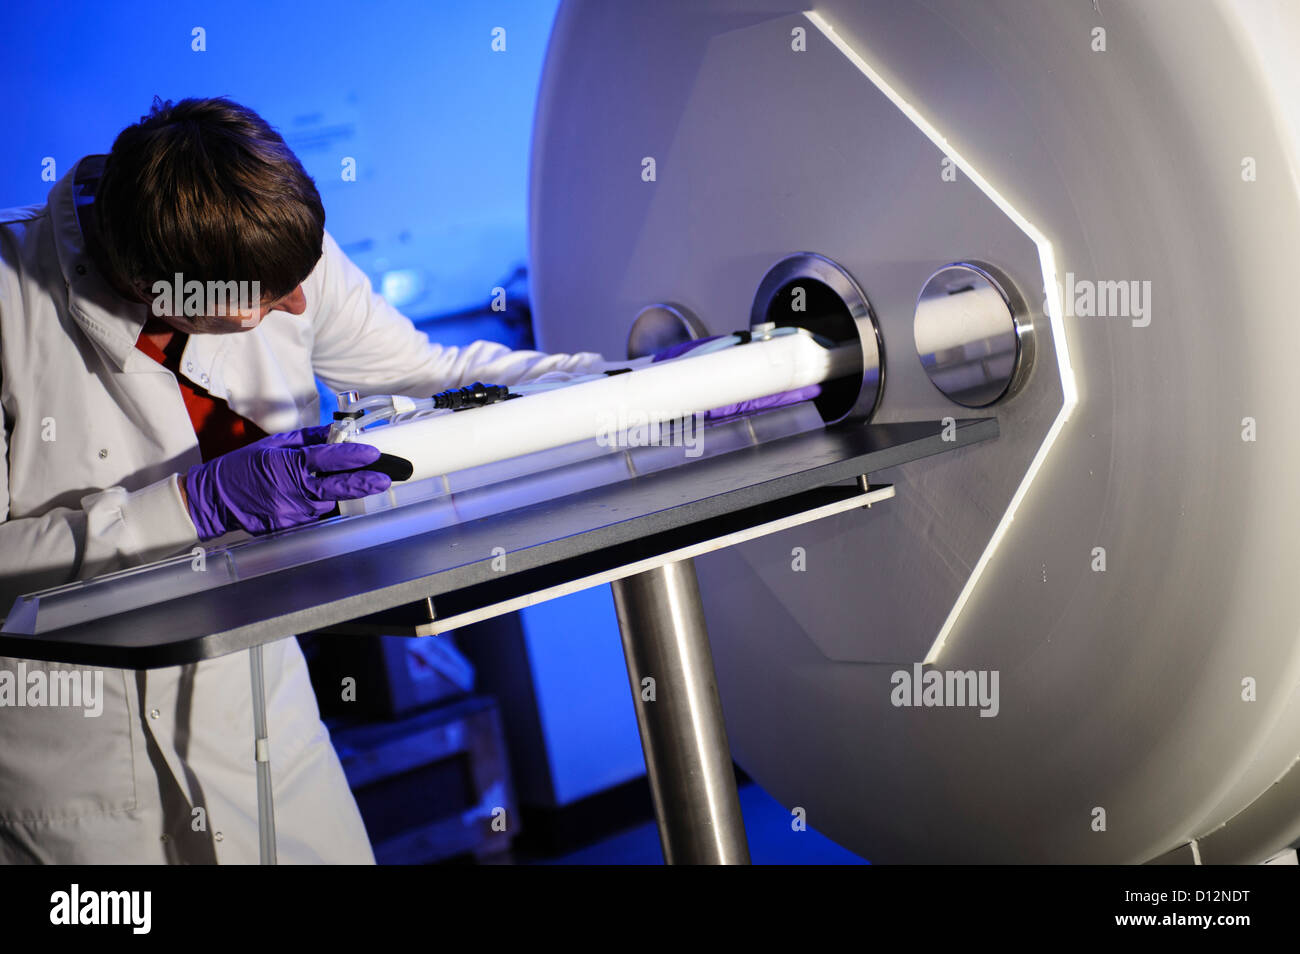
[48,156,234,386]
[48,156,148,372]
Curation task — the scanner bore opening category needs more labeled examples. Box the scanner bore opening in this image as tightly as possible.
[751,253,883,424]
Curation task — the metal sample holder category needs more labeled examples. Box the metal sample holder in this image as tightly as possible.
[0,414,997,864]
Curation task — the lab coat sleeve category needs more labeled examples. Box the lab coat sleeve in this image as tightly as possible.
[307,231,626,397]
[0,408,199,610]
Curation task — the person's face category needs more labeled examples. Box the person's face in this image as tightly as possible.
[158,284,307,335]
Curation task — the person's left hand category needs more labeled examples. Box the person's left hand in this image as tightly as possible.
[702,384,821,421]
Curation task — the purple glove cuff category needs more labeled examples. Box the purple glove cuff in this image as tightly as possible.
[184,463,228,541]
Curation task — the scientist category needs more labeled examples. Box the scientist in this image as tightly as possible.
[0,97,615,863]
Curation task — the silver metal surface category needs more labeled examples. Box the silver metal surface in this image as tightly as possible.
[611,559,750,865]
[530,0,1300,863]
[3,404,826,635]
[627,303,708,358]
[749,251,884,424]
[325,484,896,636]
[1,416,991,667]
[914,263,1024,407]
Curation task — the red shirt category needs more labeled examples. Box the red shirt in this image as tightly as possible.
[134,322,268,460]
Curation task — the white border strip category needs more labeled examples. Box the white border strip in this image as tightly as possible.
[803,11,1079,663]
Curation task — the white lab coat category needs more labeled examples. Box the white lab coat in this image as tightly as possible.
[0,157,609,863]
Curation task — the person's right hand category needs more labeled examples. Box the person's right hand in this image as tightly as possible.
[651,334,821,420]
[183,425,391,540]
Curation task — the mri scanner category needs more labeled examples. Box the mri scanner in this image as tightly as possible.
[525,0,1300,864]
[4,0,1299,866]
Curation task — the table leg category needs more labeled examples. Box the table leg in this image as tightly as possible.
[249,643,278,865]
[611,559,751,864]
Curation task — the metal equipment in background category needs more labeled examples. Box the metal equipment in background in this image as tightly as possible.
[528,0,1300,864]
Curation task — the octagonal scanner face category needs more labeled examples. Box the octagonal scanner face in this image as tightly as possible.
[537,10,1070,664]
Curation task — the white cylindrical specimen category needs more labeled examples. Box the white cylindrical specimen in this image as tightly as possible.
[341,333,847,483]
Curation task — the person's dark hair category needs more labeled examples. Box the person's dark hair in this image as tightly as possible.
[95,96,324,304]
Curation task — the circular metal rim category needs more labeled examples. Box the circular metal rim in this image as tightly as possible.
[913,261,1034,408]
[749,251,885,424]
[626,302,710,360]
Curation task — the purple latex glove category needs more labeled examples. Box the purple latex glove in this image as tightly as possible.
[702,383,822,421]
[183,425,391,539]
[651,336,822,420]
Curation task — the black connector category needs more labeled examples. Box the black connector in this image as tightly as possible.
[317,452,415,482]
[431,382,511,410]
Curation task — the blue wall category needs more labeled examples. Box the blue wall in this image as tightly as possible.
[1,0,559,317]
[518,586,645,806]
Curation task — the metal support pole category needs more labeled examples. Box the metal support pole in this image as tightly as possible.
[611,558,751,864]
[249,643,278,865]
